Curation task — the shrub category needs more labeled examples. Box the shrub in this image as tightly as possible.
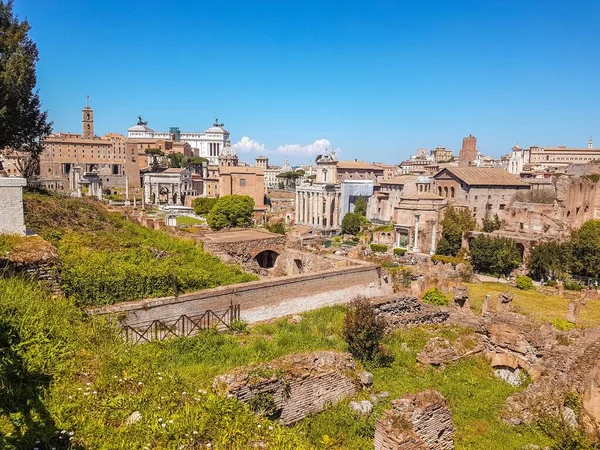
[341,212,361,236]
[193,197,217,215]
[563,280,583,291]
[393,248,406,256]
[370,243,387,253]
[546,279,557,287]
[206,195,255,230]
[516,275,535,290]
[552,317,576,331]
[343,296,386,363]
[264,220,286,235]
[421,288,450,306]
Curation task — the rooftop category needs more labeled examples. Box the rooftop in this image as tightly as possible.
[337,160,385,171]
[381,175,419,185]
[436,167,527,186]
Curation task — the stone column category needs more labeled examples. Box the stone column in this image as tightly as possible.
[295,190,300,223]
[302,192,307,224]
[144,183,151,204]
[96,182,103,201]
[125,175,130,206]
[325,192,331,228]
[307,192,312,225]
[168,184,174,205]
[430,222,437,255]
[413,214,420,253]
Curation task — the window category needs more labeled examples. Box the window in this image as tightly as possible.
[499,204,506,210]
[239,178,246,187]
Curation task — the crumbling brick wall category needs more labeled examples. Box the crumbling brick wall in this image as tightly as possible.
[375,390,455,450]
[213,351,358,425]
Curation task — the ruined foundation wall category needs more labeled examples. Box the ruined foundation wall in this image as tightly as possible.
[375,390,455,450]
[89,263,391,325]
[213,351,358,425]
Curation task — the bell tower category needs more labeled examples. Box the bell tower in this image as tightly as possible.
[82,99,94,139]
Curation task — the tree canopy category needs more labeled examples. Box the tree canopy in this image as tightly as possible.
[353,197,367,217]
[570,220,600,277]
[206,195,255,230]
[192,197,217,215]
[0,1,52,178]
[527,240,572,280]
[436,205,477,256]
[341,212,361,236]
[470,235,521,277]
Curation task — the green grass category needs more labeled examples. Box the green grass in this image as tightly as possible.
[176,215,204,226]
[23,191,257,306]
[0,276,569,449]
[465,282,600,327]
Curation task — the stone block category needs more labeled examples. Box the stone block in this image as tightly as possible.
[0,177,27,235]
[360,371,374,387]
[350,400,373,416]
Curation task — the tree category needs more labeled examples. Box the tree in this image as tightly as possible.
[276,170,304,189]
[353,197,367,217]
[570,220,600,277]
[206,195,255,230]
[0,1,52,181]
[436,205,477,256]
[145,148,164,172]
[341,212,361,236]
[167,152,185,168]
[470,235,521,277]
[192,197,217,215]
[185,156,207,173]
[343,296,386,363]
[527,240,572,280]
[482,212,501,233]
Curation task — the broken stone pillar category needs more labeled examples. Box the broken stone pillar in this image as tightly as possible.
[557,281,565,297]
[566,301,580,324]
[453,286,470,309]
[0,177,27,235]
[481,295,492,315]
[375,390,455,450]
[497,292,514,313]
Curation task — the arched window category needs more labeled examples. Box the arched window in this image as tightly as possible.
[438,186,442,196]
[443,186,448,197]
[240,178,246,187]
[450,186,455,198]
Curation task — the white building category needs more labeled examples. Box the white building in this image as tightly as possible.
[127,117,230,165]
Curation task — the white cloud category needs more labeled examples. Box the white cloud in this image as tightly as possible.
[232,136,267,153]
[276,138,340,156]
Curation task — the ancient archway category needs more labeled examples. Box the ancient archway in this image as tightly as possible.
[254,250,279,269]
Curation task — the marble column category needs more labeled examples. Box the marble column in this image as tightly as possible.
[413,214,420,253]
[144,183,151,204]
[325,192,331,228]
[295,191,300,223]
[125,175,130,206]
[168,184,174,205]
[177,183,183,205]
[429,222,437,255]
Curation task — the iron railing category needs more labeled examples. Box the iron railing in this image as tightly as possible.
[122,303,241,344]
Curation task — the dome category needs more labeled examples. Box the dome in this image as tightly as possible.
[205,118,229,134]
[220,142,236,157]
[128,124,155,133]
[416,176,430,184]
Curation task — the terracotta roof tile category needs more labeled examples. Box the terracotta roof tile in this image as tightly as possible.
[436,167,527,186]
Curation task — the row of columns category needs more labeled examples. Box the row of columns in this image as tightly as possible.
[144,182,183,205]
[295,190,341,229]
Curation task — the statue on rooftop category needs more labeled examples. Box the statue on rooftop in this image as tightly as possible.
[137,115,148,126]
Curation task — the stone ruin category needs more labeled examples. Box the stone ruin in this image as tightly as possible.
[451,285,470,310]
[373,296,449,330]
[212,351,358,425]
[374,390,455,450]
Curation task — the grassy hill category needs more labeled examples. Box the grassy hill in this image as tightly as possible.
[23,191,257,306]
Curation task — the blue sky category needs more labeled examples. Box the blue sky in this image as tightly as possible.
[14,0,600,165]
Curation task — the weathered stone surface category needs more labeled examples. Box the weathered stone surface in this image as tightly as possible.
[452,286,470,309]
[417,335,482,366]
[374,390,455,450]
[373,296,449,329]
[481,295,492,315]
[583,360,600,426]
[350,400,373,415]
[497,292,514,312]
[360,371,374,387]
[213,351,358,425]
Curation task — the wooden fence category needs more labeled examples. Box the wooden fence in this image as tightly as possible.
[122,303,240,344]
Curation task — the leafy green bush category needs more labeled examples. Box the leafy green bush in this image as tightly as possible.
[563,280,584,291]
[341,212,361,236]
[546,279,558,287]
[516,275,535,290]
[393,248,406,256]
[552,318,576,331]
[353,197,367,217]
[193,197,217,215]
[206,195,255,230]
[264,220,286,235]
[343,296,387,364]
[370,243,388,253]
[422,288,450,306]
[437,205,477,256]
